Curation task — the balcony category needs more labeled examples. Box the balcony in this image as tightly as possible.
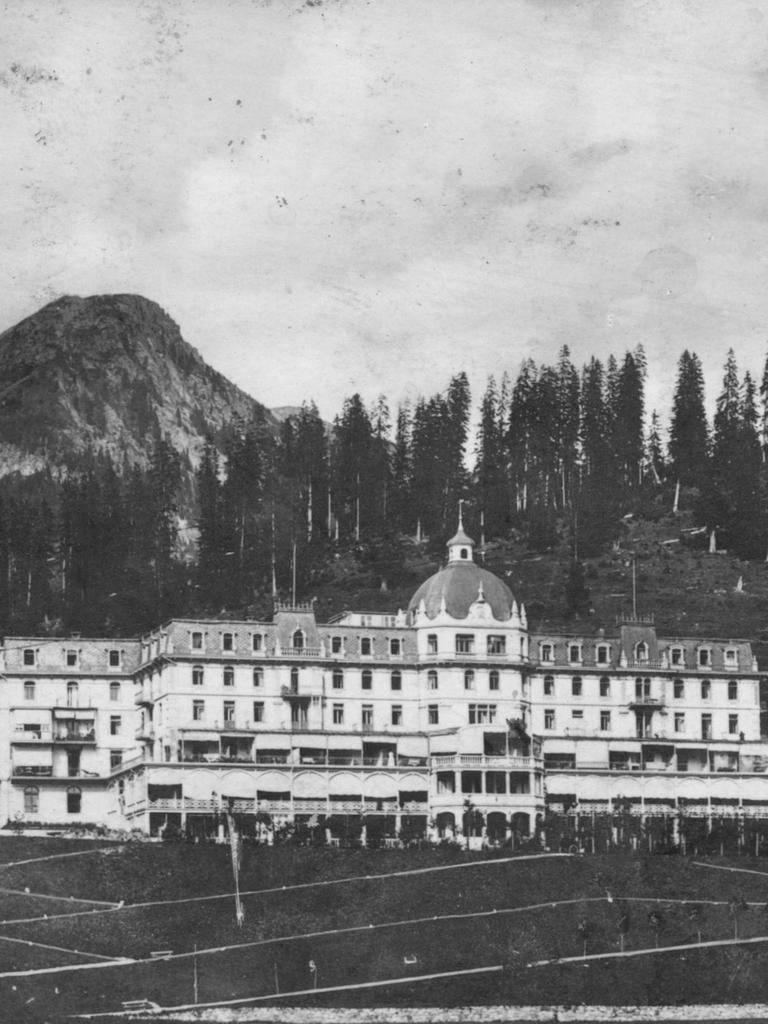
[277,645,322,659]
[11,728,53,744]
[628,696,665,709]
[52,729,95,745]
[12,765,53,777]
[135,725,155,741]
[430,755,541,770]
[280,686,311,701]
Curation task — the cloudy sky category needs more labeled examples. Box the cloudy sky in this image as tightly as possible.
[2,0,768,425]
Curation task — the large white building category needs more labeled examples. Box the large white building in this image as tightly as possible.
[2,520,767,845]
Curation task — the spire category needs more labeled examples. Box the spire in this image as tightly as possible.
[447,503,475,563]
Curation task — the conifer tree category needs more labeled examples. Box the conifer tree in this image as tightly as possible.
[669,351,709,495]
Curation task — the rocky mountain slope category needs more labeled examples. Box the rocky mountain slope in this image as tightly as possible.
[0,293,276,477]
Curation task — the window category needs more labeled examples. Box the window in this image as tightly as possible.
[109,682,120,702]
[464,670,475,691]
[223,666,234,687]
[253,701,264,723]
[362,704,373,727]
[390,638,401,656]
[253,667,263,687]
[487,635,506,655]
[428,670,438,690]
[427,634,438,654]
[331,636,342,654]
[110,750,122,770]
[674,712,685,732]
[456,634,475,654]
[725,648,738,669]
[23,648,36,667]
[67,786,82,814]
[673,677,684,699]
[540,644,553,663]
[191,632,203,651]
[332,703,344,725]
[701,680,711,700]
[600,710,611,731]
[23,681,35,701]
[596,644,609,665]
[292,630,304,651]
[600,676,610,697]
[108,649,121,668]
[66,681,78,707]
[391,705,403,726]
[391,670,402,691]
[223,700,235,724]
[670,646,684,667]
[544,709,555,730]
[571,676,582,697]
[252,633,263,652]
[360,637,372,656]
[24,786,39,813]
[332,669,344,690]
[572,709,584,720]
[701,713,712,740]
[468,704,497,725]
[66,650,78,667]
[193,699,204,721]
[192,665,204,686]
[361,669,372,690]
[428,704,439,725]
[543,675,554,696]
[489,670,500,691]
[568,644,581,664]
[698,648,711,668]
[728,680,738,701]
[729,713,739,735]
[635,677,651,699]
[109,715,121,736]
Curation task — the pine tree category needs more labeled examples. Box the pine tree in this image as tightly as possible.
[669,351,709,495]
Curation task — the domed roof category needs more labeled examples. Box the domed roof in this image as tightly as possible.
[408,560,516,622]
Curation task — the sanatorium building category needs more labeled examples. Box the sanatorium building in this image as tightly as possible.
[3,521,768,846]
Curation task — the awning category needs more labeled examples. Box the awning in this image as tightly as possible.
[328,773,361,795]
[293,773,328,798]
[53,709,94,721]
[180,732,220,744]
[254,733,291,748]
[397,735,428,758]
[327,735,362,751]
[363,774,398,799]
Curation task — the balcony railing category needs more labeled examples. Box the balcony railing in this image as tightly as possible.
[430,755,540,770]
[52,730,95,744]
[12,765,53,777]
[11,729,52,744]
[277,646,322,658]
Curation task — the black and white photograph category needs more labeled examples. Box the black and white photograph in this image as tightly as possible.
[3,1,768,1021]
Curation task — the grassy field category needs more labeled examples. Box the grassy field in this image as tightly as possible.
[1,838,768,1020]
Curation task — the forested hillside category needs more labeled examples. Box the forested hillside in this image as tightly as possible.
[0,318,767,639]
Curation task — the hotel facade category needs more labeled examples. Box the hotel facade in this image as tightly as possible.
[2,522,767,844]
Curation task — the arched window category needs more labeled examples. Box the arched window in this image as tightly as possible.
[292,630,304,651]
[464,670,475,691]
[391,670,402,691]
[223,666,234,687]
[489,670,500,691]
[24,786,39,813]
[67,786,82,814]
[635,641,649,663]
[192,665,204,686]
[543,674,554,696]
[290,667,299,691]
[428,670,438,690]
[460,548,469,560]
[66,681,78,707]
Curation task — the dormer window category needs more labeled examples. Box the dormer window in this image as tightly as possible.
[596,644,609,665]
[23,649,36,667]
[540,644,553,663]
[252,634,263,652]
[65,650,79,668]
[635,641,649,664]
[670,646,684,667]
[292,630,304,651]
[724,648,738,670]
[191,632,203,651]
[698,647,711,668]
[460,548,468,560]
[360,637,372,656]
[222,633,234,652]
[568,644,581,664]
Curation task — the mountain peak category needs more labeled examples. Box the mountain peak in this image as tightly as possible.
[0,293,274,482]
